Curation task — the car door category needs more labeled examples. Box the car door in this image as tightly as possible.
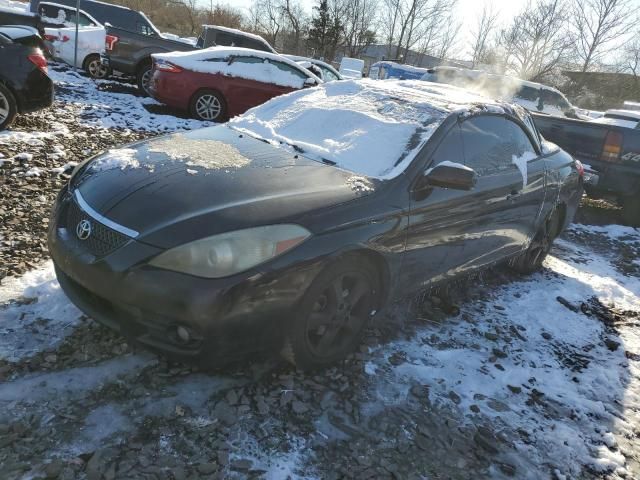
[402,123,480,289]
[459,115,543,263]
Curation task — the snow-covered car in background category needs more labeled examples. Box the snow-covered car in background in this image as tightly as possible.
[422,66,588,120]
[590,109,640,129]
[45,25,107,78]
[149,47,322,121]
[38,1,107,78]
[282,55,342,82]
[339,57,364,79]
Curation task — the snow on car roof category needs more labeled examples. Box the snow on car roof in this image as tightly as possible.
[153,47,321,89]
[230,79,508,179]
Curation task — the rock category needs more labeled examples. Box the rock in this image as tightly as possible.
[492,348,507,359]
[486,399,510,412]
[217,451,229,466]
[292,400,309,414]
[541,332,552,340]
[197,463,217,475]
[484,332,499,341]
[507,385,522,394]
[85,448,117,480]
[230,459,252,472]
[499,463,517,477]
[604,338,620,351]
[474,427,499,454]
[470,404,480,413]
[44,459,64,478]
[448,391,461,405]
[556,296,579,312]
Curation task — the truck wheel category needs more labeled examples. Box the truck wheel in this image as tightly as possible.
[83,54,110,79]
[0,83,17,131]
[281,257,380,370]
[189,90,227,122]
[136,61,153,96]
[511,208,561,274]
[622,196,640,227]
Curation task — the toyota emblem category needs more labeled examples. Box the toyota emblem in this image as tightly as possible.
[76,219,92,240]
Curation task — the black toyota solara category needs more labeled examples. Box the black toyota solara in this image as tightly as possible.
[49,80,583,369]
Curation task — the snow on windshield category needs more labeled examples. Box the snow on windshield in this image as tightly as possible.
[230,79,494,179]
[152,47,316,90]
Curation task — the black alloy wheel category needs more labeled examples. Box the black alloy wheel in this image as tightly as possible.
[284,258,379,369]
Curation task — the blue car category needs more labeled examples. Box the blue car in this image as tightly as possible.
[368,61,430,80]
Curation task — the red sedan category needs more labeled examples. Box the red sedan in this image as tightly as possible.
[149,47,322,122]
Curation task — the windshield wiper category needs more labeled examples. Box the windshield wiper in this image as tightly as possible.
[321,158,336,166]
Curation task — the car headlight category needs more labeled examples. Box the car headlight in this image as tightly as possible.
[148,224,311,278]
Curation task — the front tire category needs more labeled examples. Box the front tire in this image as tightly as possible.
[283,257,380,370]
[0,83,17,131]
[83,54,110,79]
[189,89,227,122]
[136,61,153,96]
[511,208,561,274]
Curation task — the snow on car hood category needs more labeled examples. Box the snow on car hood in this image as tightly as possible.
[230,79,500,179]
[152,47,320,89]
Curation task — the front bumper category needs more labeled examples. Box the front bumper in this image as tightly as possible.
[48,187,321,363]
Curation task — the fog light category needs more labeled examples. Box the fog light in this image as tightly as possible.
[176,325,191,343]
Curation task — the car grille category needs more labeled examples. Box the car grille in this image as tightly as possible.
[65,199,130,257]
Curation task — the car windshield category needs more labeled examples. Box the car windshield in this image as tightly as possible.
[229,79,494,179]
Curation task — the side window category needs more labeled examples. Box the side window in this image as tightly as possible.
[460,116,537,176]
[40,4,64,21]
[137,23,154,36]
[215,33,235,47]
[429,124,464,168]
[321,67,338,81]
[231,56,264,65]
[271,60,310,81]
[542,90,569,110]
[242,38,270,52]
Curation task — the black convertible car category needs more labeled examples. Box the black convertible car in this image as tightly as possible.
[48,80,583,369]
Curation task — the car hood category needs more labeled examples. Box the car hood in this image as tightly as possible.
[72,126,378,249]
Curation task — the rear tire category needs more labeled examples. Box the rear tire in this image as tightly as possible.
[189,89,227,122]
[622,196,640,227]
[0,83,17,131]
[136,60,153,96]
[83,54,110,79]
[282,257,381,370]
[511,208,561,274]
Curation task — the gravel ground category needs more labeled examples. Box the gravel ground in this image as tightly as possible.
[1,65,640,480]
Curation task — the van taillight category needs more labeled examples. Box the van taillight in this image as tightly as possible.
[105,34,119,51]
[600,131,623,162]
[28,53,48,73]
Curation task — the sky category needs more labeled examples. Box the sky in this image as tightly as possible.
[220,0,531,59]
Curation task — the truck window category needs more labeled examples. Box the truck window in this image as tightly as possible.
[541,89,569,110]
[320,66,339,81]
[215,32,236,47]
[241,37,270,52]
[137,22,155,36]
[461,116,537,176]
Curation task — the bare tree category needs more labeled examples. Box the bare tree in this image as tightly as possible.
[572,0,635,73]
[470,5,499,68]
[499,0,571,81]
[342,0,378,57]
[248,0,285,47]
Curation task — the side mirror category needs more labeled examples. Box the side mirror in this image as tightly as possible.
[304,77,317,86]
[423,162,477,190]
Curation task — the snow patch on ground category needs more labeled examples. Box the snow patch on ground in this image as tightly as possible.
[364,223,640,478]
[0,262,82,362]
